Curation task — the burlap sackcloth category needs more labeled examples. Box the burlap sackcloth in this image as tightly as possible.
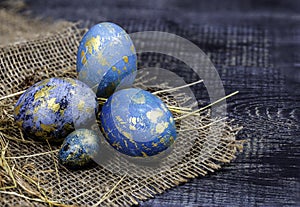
[0,10,244,207]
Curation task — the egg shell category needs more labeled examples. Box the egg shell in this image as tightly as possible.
[100,88,177,157]
[14,78,97,142]
[58,129,100,170]
[76,22,137,98]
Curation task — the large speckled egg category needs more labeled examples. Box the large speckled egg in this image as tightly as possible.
[58,129,100,169]
[76,22,137,98]
[100,88,177,157]
[14,78,97,142]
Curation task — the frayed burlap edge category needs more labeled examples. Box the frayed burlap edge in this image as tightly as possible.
[0,14,245,207]
[0,7,74,46]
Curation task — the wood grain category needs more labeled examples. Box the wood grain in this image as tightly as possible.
[13,0,300,206]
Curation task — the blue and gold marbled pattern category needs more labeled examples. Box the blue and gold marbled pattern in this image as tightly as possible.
[100,88,177,157]
[76,22,137,98]
[58,129,100,170]
[14,78,97,142]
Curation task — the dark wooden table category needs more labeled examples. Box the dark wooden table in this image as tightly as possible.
[20,0,300,206]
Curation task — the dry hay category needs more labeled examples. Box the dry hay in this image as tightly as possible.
[0,10,245,207]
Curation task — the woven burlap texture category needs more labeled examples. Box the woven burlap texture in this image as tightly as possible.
[0,8,73,46]
[0,13,244,207]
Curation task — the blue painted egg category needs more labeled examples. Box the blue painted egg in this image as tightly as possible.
[76,22,137,98]
[14,78,97,142]
[58,129,100,169]
[100,88,177,157]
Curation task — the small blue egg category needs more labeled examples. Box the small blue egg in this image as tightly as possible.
[14,78,97,142]
[76,22,137,98]
[58,129,100,169]
[100,88,177,157]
